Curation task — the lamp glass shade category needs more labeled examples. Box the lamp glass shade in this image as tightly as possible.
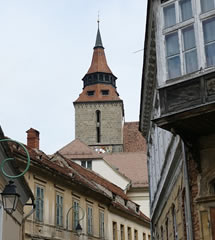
[1,181,20,214]
[2,194,19,214]
[75,222,82,236]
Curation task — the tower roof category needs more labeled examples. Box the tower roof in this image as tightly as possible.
[75,22,121,103]
[94,27,104,49]
[86,23,112,74]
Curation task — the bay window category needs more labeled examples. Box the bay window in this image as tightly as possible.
[161,0,215,81]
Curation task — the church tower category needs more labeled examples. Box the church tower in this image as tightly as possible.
[73,22,124,153]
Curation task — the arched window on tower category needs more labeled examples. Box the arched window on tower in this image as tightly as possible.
[96,110,101,143]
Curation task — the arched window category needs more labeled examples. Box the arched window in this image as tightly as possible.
[96,110,101,143]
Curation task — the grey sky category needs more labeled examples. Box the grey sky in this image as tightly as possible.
[0,0,147,154]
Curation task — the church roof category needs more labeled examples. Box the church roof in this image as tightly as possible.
[94,26,104,49]
[123,122,147,152]
[58,139,102,159]
[87,24,112,74]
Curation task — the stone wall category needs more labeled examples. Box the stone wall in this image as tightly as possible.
[74,101,123,149]
[154,171,185,240]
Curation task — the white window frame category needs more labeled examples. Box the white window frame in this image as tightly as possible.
[158,0,215,84]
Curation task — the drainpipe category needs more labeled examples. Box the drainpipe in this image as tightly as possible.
[181,141,194,240]
[22,198,36,240]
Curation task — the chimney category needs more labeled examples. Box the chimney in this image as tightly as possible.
[26,128,40,149]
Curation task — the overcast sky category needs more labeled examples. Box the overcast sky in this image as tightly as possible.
[0,0,147,154]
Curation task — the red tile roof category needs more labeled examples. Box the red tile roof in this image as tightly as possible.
[87,47,113,74]
[123,122,147,152]
[8,139,149,224]
[74,84,121,102]
[103,152,148,188]
[58,139,103,159]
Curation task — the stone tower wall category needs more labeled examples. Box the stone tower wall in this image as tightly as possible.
[74,101,124,148]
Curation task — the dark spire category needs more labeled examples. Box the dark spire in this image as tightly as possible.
[94,18,104,49]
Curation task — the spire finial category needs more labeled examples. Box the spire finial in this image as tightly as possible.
[94,12,104,49]
[97,11,100,28]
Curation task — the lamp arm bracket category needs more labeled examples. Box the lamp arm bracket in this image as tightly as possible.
[0,139,31,179]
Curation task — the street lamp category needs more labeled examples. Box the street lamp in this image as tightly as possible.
[66,205,85,236]
[1,180,20,214]
[75,222,83,236]
[0,139,31,214]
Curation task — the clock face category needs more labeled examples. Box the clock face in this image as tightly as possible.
[93,145,112,153]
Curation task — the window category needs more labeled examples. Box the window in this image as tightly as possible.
[101,90,109,95]
[120,224,125,240]
[87,205,93,235]
[56,193,63,226]
[96,110,101,143]
[172,205,178,240]
[128,227,132,240]
[161,0,215,81]
[73,200,79,230]
[201,0,215,13]
[163,0,197,78]
[99,210,105,238]
[143,233,146,240]
[164,4,176,27]
[35,185,44,222]
[87,91,95,96]
[165,32,181,78]
[182,25,198,73]
[113,222,118,240]
[134,229,138,240]
[81,160,92,170]
[203,17,215,66]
